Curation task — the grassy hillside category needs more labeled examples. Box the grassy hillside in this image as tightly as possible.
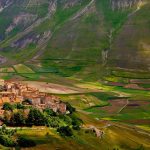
[109,1,150,70]
[0,0,149,81]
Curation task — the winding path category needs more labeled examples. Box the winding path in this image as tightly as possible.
[117,99,129,113]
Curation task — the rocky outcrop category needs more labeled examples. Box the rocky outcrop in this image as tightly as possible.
[102,49,109,64]
[48,0,57,15]
[6,13,37,34]
[70,0,95,21]
[0,0,13,12]
[11,31,51,49]
[62,0,82,9]
[110,0,143,10]
[89,126,104,138]
[0,55,7,64]
[11,33,39,49]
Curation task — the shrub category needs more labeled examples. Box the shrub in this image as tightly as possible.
[70,114,83,130]
[66,102,75,114]
[44,108,56,116]
[46,117,60,128]
[71,114,83,126]
[57,126,73,137]
[72,125,81,130]
[16,103,25,109]
[10,112,26,126]
[17,136,36,147]
[26,108,45,126]
[3,103,14,111]
[0,135,16,147]
[59,115,72,125]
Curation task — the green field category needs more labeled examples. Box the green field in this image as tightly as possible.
[13,64,35,73]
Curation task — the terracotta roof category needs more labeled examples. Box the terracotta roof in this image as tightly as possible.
[2,97,10,103]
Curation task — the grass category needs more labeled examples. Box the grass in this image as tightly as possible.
[0,67,15,73]
[13,64,34,74]
[14,127,102,150]
[59,93,109,110]
[111,69,150,79]
[1,120,150,150]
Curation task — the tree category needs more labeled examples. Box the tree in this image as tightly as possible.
[17,136,36,147]
[16,103,25,109]
[44,108,56,116]
[57,126,73,137]
[0,135,16,147]
[0,124,16,147]
[46,117,60,128]
[70,114,83,130]
[3,103,14,111]
[59,115,72,126]
[3,111,12,125]
[66,102,75,114]
[10,112,26,126]
[26,108,45,126]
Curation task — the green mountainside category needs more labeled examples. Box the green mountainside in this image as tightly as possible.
[0,0,149,79]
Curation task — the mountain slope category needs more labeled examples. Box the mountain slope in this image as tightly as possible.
[109,0,150,70]
[0,0,149,80]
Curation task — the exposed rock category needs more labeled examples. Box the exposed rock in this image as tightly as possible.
[6,13,37,34]
[70,0,95,21]
[48,0,57,14]
[89,126,104,138]
[62,0,82,9]
[0,0,13,13]
[26,0,49,6]
[11,33,40,49]
[110,0,143,10]
[102,49,109,64]
[11,31,51,49]
[0,55,7,64]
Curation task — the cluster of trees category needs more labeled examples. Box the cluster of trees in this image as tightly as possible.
[2,102,83,137]
[0,124,36,147]
[3,103,26,111]
[0,124,16,147]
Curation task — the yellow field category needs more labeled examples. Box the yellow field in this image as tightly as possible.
[13,64,34,73]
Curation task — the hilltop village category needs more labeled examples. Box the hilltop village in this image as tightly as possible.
[0,79,67,115]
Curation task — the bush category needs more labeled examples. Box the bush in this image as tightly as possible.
[59,115,72,125]
[70,114,83,130]
[0,135,16,147]
[72,125,81,130]
[26,108,45,126]
[57,126,73,137]
[3,103,14,111]
[44,108,56,116]
[17,136,36,147]
[16,103,25,109]
[66,102,75,114]
[70,114,83,126]
[10,112,26,126]
[46,117,60,128]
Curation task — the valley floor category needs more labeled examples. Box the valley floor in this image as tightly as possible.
[0,65,150,150]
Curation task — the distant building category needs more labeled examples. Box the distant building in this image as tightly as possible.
[0,79,4,86]
[0,80,67,114]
